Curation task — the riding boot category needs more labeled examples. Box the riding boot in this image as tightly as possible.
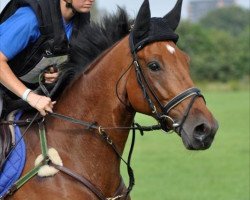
[0,90,5,170]
[0,90,3,118]
[0,90,12,171]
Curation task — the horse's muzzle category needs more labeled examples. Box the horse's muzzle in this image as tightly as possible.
[180,118,219,150]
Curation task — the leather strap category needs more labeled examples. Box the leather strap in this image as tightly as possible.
[163,87,204,114]
[50,163,107,200]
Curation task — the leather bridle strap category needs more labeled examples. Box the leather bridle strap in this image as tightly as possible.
[163,87,204,114]
[129,33,205,132]
[50,163,107,200]
[163,87,205,133]
[52,164,131,200]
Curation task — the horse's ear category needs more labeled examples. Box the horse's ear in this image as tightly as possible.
[163,0,183,31]
[133,0,151,39]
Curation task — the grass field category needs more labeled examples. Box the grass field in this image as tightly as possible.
[121,90,249,200]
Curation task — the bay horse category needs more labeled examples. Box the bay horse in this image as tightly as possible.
[6,0,218,199]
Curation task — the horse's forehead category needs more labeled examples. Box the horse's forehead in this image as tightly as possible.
[142,41,178,58]
[166,43,176,54]
[137,41,186,63]
[139,41,190,68]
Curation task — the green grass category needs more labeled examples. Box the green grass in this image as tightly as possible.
[121,90,250,200]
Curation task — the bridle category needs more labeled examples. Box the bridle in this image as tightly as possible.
[129,32,205,134]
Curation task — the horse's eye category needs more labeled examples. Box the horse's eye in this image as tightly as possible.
[148,62,161,71]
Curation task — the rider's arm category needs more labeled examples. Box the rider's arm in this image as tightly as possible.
[0,52,54,116]
[0,7,55,115]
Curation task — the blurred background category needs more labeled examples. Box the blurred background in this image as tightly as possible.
[1,0,249,199]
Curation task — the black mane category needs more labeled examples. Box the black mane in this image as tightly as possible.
[61,8,131,82]
[47,8,133,99]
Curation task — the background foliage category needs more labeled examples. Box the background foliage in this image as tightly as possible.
[177,6,250,82]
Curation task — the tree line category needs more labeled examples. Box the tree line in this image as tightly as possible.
[176,6,250,82]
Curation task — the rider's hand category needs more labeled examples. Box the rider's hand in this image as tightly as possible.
[43,66,59,84]
[27,92,56,116]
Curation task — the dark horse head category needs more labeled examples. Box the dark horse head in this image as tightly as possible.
[125,0,218,150]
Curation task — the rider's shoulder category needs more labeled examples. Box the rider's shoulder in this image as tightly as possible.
[11,6,38,24]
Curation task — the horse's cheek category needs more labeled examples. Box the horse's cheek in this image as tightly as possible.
[126,71,151,115]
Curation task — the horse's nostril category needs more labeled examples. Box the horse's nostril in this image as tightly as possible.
[195,123,208,133]
[193,123,209,142]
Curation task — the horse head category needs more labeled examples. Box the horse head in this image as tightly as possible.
[126,0,218,150]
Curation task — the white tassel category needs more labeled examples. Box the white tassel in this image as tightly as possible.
[34,148,63,177]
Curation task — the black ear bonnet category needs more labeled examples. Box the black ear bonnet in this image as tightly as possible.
[130,0,183,53]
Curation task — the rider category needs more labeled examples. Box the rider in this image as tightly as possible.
[0,0,95,117]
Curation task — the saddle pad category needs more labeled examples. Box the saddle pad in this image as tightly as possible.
[0,111,26,197]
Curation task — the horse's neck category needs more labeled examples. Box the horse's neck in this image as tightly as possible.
[54,36,134,134]
[47,36,135,193]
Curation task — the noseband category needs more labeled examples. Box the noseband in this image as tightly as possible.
[129,33,205,133]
